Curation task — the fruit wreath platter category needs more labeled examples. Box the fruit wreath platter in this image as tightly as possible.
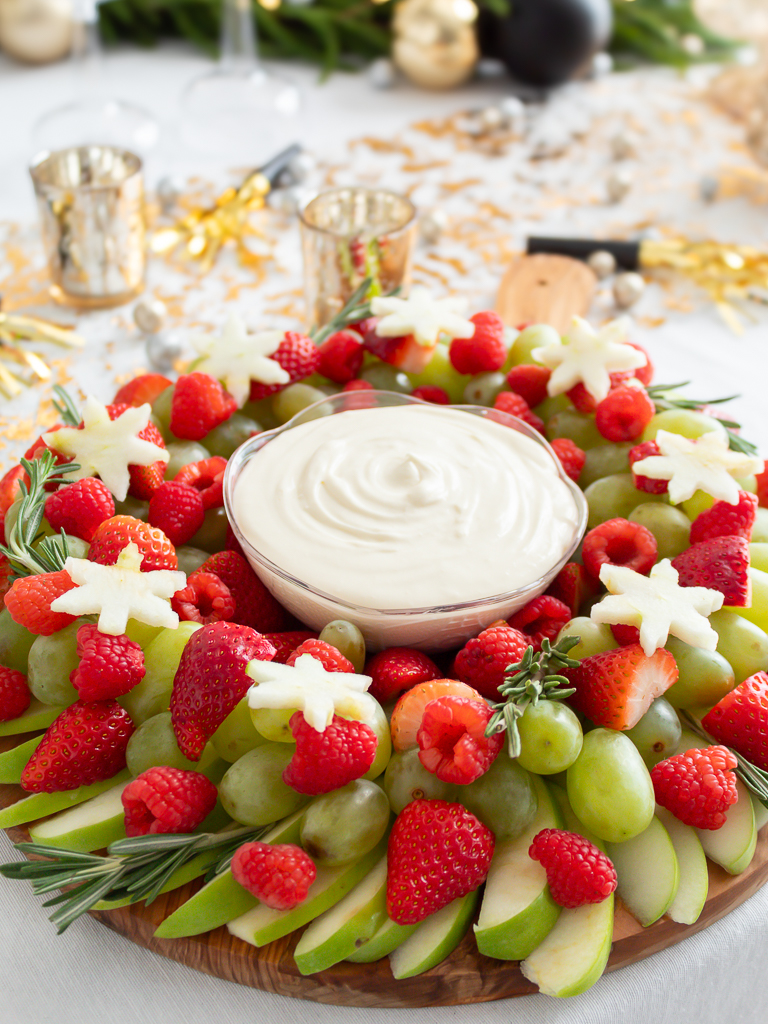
[1,282,768,1008]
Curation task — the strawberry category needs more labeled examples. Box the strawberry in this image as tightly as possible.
[113,374,172,408]
[365,647,441,704]
[417,695,502,784]
[506,364,551,409]
[148,481,206,547]
[106,402,167,500]
[529,829,617,908]
[174,457,227,511]
[197,550,288,632]
[507,594,571,651]
[582,518,657,580]
[21,700,135,792]
[390,678,484,752]
[248,332,320,401]
[610,623,641,646]
[170,620,276,760]
[359,318,436,375]
[231,841,316,910]
[44,477,115,543]
[545,562,599,617]
[285,638,355,673]
[386,799,494,925]
[71,624,145,701]
[88,515,178,572]
[563,644,678,731]
[671,535,751,608]
[0,552,11,604]
[449,311,506,375]
[317,330,365,384]
[171,372,238,441]
[262,630,318,663]
[689,491,758,545]
[629,440,668,494]
[492,391,545,434]
[411,385,450,405]
[122,765,218,837]
[0,464,24,515]
[701,671,768,771]
[756,460,768,508]
[0,666,31,722]
[283,711,378,794]
[4,570,78,636]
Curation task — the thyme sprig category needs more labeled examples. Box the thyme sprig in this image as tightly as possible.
[646,382,758,457]
[484,636,580,759]
[680,711,768,811]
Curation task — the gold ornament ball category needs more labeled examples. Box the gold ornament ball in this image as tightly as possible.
[0,0,73,64]
[392,0,479,91]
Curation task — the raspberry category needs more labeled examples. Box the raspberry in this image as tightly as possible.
[417,696,502,785]
[550,437,585,482]
[0,666,31,722]
[507,595,572,651]
[44,477,115,543]
[340,378,376,411]
[386,799,494,925]
[492,391,545,433]
[651,745,738,830]
[174,457,228,511]
[628,341,653,385]
[390,679,483,752]
[71,624,145,700]
[506,364,551,408]
[529,829,617,908]
[283,711,378,794]
[453,624,530,700]
[262,630,318,663]
[198,550,288,632]
[170,372,238,441]
[610,623,641,646]
[5,570,78,636]
[121,765,218,837]
[106,403,168,501]
[0,552,11,603]
[113,374,172,408]
[171,571,236,625]
[285,638,355,673]
[342,379,374,391]
[595,385,655,443]
[690,491,758,545]
[566,382,598,414]
[449,311,507,375]
[366,647,441,704]
[88,515,178,572]
[582,518,657,580]
[249,332,320,401]
[411,385,450,405]
[546,562,599,617]
[148,481,206,547]
[231,841,316,910]
[629,440,668,494]
[317,330,364,384]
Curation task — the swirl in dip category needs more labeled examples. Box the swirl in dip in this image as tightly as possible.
[231,404,581,610]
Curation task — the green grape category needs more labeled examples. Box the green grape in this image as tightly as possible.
[641,408,726,444]
[463,372,508,407]
[458,750,537,839]
[318,620,366,672]
[119,621,201,724]
[750,543,768,574]
[126,712,213,775]
[272,383,331,424]
[555,617,617,660]
[728,567,768,633]
[509,324,559,366]
[566,728,655,843]
[383,747,454,813]
[359,700,392,781]
[752,508,768,545]
[681,490,714,521]
[628,503,691,561]
[124,619,163,650]
[534,394,570,422]
[202,413,261,459]
[191,506,229,553]
[40,533,89,563]
[584,473,666,530]
[516,700,583,774]
[3,499,22,543]
[300,780,391,866]
[579,443,634,489]
[663,636,735,709]
[165,441,211,479]
[359,363,413,393]
[27,620,83,706]
[241,397,281,431]
[406,343,469,403]
[151,385,176,442]
[175,546,210,576]
[624,697,681,769]
[250,706,295,743]
[0,608,36,674]
[709,609,768,684]
[211,697,267,762]
[113,496,149,520]
[546,409,603,451]
[219,743,310,825]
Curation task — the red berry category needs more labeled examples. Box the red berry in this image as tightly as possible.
[0,666,31,722]
[88,515,178,572]
[756,460,768,508]
[148,481,206,547]
[672,535,751,608]
[629,440,668,494]
[249,332,320,401]
[340,378,376,410]
[492,391,545,433]
[546,562,599,617]
[566,382,597,414]
[386,799,494,925]
[231,841,316,910]
[595,385,655,443]
[453,625,530,700]
[261,630,319,663]
[113,374,172,408]
[170,372,238,441]
[317,330,364,384]
[411,384,450,405]
[106,403,168,501]
[44,477,115,543]
[174,457,228,511]
[122,765,218,837]
[4,570,78,636]
[198,550,289,632]
[610,623,641,646]
[507,595,572,651]
[390,679,484,753]
[71,624,145,701]
[417,696,502,785]
[172,571,236,625]
[529,829,617,908]
[582,518,658,580]
[701,671,768,771]
[690,491,758,545]
[283,712,378,795]
[0,464,25,515]
[627,341,653,385]
[286,638,355,673]
[449,311,506,375]
[506,364,551,408]
[341,379,374,391]
[366,647,441,704]
[549,437,586,482]
[651,745,738,830]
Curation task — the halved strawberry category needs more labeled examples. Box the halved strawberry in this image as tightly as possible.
[545,562,599,617]
[701,671,768,771]
[563,644,678,731]
[671,536,751,608]
[361,321,436,374]
[689,491,758,545]
[106,403,167,500]
[88,515,178,572]
[113,374,172,408]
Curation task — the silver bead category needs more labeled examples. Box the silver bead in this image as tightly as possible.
[368,57,396,90]
[419,208,448,246]
[146,331,184,372]
[588,52,613,78]
[699,174,719,203]
[267,185,314,216]
[681,33,705,56]
[478,105,504,134]
[610,130,636,161]
[587,250,617,280]
[155,176,184,213]
[476,58,506,79]
[133,298,167,335]
[286,151,316,184]
[613,272,646,309]
[499,95,526,133]
[606,167,633,203]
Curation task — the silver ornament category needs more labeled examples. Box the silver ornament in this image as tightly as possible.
[588,52,614,78]
[156,176,184,213]
[681,33,705,56]
[587,250,617,280]
[478,105,504,134]
[613,272,645,309]
[267,185,315,216]
[368,57,396,90]
[419,208,448,245]
[610,130,636,161]
[606,167,633,203]
[286,151,316,184]
[699,174,719,203]
[146,331,184,372]
[499,95,526,133]
[133,298,167,335]
[476,58,506,79]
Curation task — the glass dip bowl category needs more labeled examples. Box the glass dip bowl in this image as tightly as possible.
[224,391,588,652]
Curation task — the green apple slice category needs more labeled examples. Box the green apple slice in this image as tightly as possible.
[293,854,388,975]
[0,734,43,784]
[654,805,708,925]
[0,700,63,737]
[29,779,131,852]
[345,915,418,963]
[154,807,308,939]
[696,778,756,876]
[751,793,768,833]
[227,838,387,948]
[474,774,563,961]
[606,815,679,927]
[0,768,132,828]
[389,890,479,980]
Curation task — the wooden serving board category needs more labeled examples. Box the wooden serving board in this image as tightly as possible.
[2,731,767,1008]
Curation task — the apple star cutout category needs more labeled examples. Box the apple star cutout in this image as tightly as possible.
[192,314,288,407]
[591,558,724,656]
[246,653,376,733]
[370,286,475,347]
[43,396,169,502]
[532,315,647,403]
[50,543,186,636]
[631,429,763,506]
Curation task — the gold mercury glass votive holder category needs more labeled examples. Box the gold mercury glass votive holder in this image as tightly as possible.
[29,145,145,309]
[299,186,417,329]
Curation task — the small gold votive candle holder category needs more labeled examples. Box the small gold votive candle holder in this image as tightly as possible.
[29,145,146,309]
[299,187,417,329]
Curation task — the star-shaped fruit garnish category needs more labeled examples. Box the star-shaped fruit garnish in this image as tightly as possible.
[631,429,763,506]
[370,286,475,347]
[50,543,186,635]
[192,314,288,407]
[591,558,724,656]
[532,315,647,403]
[246,653,376,733]
[43,396,168,502]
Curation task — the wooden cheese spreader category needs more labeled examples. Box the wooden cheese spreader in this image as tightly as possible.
[495,253,597,332]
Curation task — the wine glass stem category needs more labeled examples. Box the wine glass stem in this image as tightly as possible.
[221,0,259,72]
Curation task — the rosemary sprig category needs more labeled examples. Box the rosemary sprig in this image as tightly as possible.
[646,382,759,457]
[310,277,402,347]
[51,384,81,428]
[0,824,273,933]
[484,636,581,759]
[681,711,768,811]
